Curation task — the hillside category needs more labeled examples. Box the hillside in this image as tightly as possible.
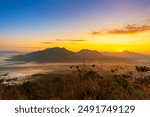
[8,47,149,63]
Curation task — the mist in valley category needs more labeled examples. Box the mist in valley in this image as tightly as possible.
[0,51,150,81]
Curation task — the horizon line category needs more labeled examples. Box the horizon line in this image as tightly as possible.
[1,47,150,55]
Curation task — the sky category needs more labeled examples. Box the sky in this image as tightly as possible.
[0,0,150,53]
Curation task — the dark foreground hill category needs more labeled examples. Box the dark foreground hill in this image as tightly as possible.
[8,47,149,63]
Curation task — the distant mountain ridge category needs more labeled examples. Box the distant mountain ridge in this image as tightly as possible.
[102,50,150,59]
[8,47,150,63]
[0,51,20,55]
[0,51,25,58]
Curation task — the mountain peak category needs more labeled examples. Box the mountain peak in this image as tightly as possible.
[42,47,72,53]
[122,50,130,53]
[79,49,98,53]
[122,50,138,55]
[123,50,129,52]
[45,47,66,50]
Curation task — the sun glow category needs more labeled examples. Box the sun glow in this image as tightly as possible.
[119,50,124,53]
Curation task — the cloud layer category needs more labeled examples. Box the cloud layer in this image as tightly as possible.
[42,39,86,44]
[91,24,150,35]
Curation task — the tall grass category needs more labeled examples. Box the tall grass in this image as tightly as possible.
[0,64,150,99]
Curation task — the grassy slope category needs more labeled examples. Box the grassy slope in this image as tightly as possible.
[0,64,150,100]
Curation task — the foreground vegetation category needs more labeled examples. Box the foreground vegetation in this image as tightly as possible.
[0,63,150,100]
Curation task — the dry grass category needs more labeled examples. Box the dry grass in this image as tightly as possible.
[0,63,150,100]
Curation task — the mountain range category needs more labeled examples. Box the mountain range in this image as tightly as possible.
[8,47,150,63]
[102,50,150,59]
[0,51,21,55]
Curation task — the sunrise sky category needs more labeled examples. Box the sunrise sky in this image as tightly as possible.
[0,0,150,53]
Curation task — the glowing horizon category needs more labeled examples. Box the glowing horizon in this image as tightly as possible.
[0,0,150,54]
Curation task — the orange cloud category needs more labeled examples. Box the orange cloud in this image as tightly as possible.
[91,24,150,35]
[56,39,86,42]
[42,39,86,44]
[42,42,55,44]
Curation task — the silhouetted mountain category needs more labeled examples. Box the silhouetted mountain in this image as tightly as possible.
[76,49,112,61]
[8,47,119,62]
[8,47,149,63]
[103,50,149,59]
[120,50,149,59]
[9,47,78,62]
[78,49,101,56]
